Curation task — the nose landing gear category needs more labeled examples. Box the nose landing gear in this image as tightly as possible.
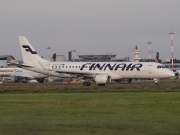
[153,78,159,86]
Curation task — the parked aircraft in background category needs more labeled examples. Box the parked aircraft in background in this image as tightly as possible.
[0,68,19,77]
[11,69,48,83]
[17,36,174,86]
[51,53,56,62]
[10,53,56,83]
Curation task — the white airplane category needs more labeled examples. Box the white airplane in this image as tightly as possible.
[11,69,48,83]
[0,68,19,77]
[10,53,56,83]
[17,36,175,86]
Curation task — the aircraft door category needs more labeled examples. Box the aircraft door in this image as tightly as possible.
[148,65,153,74]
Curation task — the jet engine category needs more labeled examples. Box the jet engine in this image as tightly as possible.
[94,74,111,86]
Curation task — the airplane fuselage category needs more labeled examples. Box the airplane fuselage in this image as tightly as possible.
[23,61,174,80]
[18,36,175,86]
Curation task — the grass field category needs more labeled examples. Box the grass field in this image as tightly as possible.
[0,81,180,135]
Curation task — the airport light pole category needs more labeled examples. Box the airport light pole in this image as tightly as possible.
[147,42,152,62]
[47,47,51,61]
[168,31,175,71]
[106,53,108,61]
[109,53,111,62]
[151,50,154,61]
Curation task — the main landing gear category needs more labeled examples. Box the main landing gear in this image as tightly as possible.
[98,84,105,86]
[83,81,91,86]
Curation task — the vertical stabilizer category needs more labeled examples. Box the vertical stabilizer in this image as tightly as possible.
[155,52,159,63]
[51,53,56,62]
[19,36,48,64]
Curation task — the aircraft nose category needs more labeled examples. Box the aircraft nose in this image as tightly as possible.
[167,71,175,77]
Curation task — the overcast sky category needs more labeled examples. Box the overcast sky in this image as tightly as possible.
[0,0,180,61]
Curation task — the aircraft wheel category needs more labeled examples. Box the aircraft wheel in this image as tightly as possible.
[98,84,105,86]
[83,81,91,86]
[128,79,132,83]
[153,78,159,86]
[87,82,91,86]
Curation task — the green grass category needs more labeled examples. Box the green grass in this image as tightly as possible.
[0,92,180,135]
[1,80,180,93]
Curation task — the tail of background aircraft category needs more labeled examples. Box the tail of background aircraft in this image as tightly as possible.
[19,36,48,64]
[51,53,56,62]
[155,52,159,63]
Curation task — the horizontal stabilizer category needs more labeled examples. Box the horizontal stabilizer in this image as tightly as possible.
[16,64,34,68]
[6,61,34,68]
[13,64,33,68]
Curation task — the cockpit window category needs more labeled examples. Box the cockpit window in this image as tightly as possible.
[157,65,166,69]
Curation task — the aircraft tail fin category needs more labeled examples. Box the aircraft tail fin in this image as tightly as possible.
[155,52,159,63]
[51,53,56,62]
[19,36,48,64]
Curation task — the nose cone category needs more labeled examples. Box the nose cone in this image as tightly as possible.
[167,71,175,77]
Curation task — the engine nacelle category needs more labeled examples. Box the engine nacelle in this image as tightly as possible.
[94,74,111,85]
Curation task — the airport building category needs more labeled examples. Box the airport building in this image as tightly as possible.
[76,55,129,62]
[78,54,116,62]
[132,45,141,62]
[0,55,18,68]
[56,55,65,62]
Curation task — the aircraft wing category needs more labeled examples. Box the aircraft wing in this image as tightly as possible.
[14,75,34,79]
[54,70,103,75]
[16,64,34,68]
[11,73,34,78]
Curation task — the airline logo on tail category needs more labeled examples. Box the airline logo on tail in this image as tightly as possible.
[51,53,56,62]
[22,45,37,54]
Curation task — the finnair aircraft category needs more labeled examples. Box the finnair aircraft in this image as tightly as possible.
[17,36,174,86]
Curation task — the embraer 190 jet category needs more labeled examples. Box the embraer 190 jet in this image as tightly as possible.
[17,36,174,86]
